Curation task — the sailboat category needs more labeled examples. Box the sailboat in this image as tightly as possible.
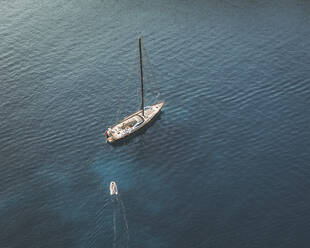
[104,37,164,143]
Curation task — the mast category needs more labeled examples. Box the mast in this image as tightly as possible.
[138,36,144,116]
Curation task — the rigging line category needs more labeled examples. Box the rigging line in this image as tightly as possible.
[114,60,135,123]
[142,43,161,101]
[141,53,156,102]
[141,63,153,105]
[116,44,144,122]
[142,58,157,103]
[116,76,130,122]
[136,41,144,108]
[136,88,140,107]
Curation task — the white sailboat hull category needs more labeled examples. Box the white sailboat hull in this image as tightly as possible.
[105,101,164,143]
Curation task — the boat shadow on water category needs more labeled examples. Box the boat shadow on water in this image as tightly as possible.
[108,111,163,147]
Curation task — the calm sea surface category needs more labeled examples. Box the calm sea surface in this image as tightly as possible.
[1,0,310,247]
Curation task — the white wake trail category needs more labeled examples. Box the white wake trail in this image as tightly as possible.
[117,197,130,248]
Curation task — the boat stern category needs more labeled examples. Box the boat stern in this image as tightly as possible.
[105,128,115,143]
[106,136,114,143]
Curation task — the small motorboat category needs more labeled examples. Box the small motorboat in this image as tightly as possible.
[110,181,118,195]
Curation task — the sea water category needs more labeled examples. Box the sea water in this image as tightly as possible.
[1,0,310,247]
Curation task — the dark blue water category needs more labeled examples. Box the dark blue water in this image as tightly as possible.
[1,0,310,247]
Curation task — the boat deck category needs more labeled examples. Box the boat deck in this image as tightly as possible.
[106,102,164,143]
